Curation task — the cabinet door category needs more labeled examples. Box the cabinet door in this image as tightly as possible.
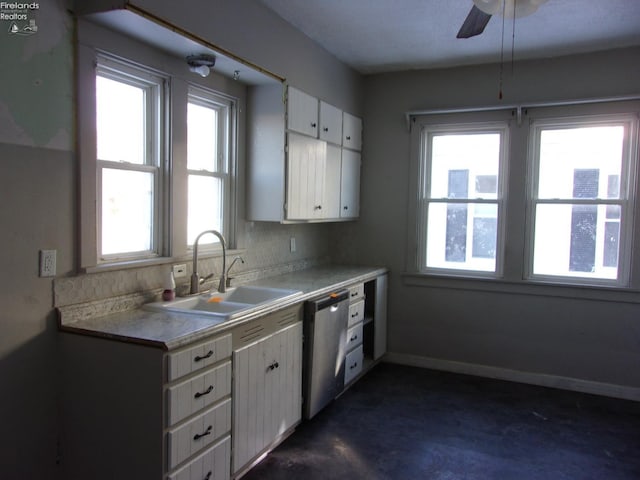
[287,133,326,220]
[232,322,302,474]
[324,144,342,219]
[319,101,343,145]
[287,86,318,137]
[343,112,362,151]
[340,149,361,218]
[374,274,388,360]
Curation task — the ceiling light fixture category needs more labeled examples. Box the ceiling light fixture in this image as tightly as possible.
[187,54,216,78]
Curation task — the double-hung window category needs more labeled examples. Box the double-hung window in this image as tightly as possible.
[528,115,638,285]
[187,86,233,248]
[418,121,508,275]
[412,102,638,289]
[95,57,165,261]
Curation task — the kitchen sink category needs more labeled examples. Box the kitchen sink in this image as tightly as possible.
[143,285,303,320]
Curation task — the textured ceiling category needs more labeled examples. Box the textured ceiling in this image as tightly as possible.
[259,0,640,74]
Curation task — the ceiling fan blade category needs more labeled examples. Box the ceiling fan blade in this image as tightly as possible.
[456,5,492,38]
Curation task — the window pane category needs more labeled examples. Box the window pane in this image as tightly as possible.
[430,133,500,199]
[532,204,618,279]
[102,168,154,255]
[96,76,145,164]
[538,126,624,199]
[426,202,497,272]
[188,175,222,245]
[188,102,218,171]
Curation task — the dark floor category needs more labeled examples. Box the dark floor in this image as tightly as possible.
[243,363,640,480]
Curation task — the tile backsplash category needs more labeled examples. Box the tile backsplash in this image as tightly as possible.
[55,222,333,320]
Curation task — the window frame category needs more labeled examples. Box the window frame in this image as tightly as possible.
[407,101,640,292]
[95,55,167,262]
[416,118,510,278]
[77,19,242,271]
[525,113,639,287]
[186,84,235,251]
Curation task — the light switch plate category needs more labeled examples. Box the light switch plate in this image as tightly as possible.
[40,250,56,277]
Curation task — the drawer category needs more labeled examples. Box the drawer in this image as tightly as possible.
[167,398,231,470]
[346,322,363,351]
[168,434,231,480]
[347,299,364,327]
[344,345,363,386]
[167,361,231,426]
[167,334,232,382]
[348,283,364,303]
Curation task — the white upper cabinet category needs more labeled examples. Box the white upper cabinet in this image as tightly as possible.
[287,86,318,137]
[247,84,362,222]
[319,101,343,145]
[340,149,361,218]
[286,133,326,220]
[343,112,362,151]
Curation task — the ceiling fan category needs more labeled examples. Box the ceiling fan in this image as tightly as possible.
[457,0,550,38]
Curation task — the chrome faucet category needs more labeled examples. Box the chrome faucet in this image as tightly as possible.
[190,230,227,295]
[226,256,245,288]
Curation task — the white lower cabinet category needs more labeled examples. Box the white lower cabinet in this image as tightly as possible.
[232,306,303,476]
[168,436,231,480]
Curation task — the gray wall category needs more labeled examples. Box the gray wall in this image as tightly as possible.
[0,0,362,478]
[337,47,640,394]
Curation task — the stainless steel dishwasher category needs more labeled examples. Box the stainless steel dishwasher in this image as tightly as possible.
[303,289,350,419]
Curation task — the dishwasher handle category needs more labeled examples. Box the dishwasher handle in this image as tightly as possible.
[306,289,349,313]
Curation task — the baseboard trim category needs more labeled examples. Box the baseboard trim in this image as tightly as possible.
[384,352,640,402]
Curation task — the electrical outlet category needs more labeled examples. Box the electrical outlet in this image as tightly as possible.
[290,236,296,253]
[173,264,187,278]
[40,249,56,277]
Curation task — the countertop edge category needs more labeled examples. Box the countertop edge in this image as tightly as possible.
[58,266,388,350]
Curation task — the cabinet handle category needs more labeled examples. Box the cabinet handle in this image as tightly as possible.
[350,362,358,370]
[204,472,212,480]
[323,127,329,132]
[311,122,317,128]
[194,350,214,362]
[351,312,358,318]
[343,206,349,210]
[267,361,279,371]
[346,135,351,140]
[194,385,214,398]
[314,205,322,210]
[351,291,359,298]
[193,425,212,441]
[350,335,358,342]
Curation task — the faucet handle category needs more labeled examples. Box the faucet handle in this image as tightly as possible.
[199,273,214,285]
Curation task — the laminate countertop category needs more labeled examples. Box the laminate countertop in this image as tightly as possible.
[58,265,387,350]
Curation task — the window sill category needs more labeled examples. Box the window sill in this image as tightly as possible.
[402,272,640,304]
[84,248,246,274]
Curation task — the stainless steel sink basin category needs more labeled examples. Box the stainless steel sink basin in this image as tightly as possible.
[143,285,302,320]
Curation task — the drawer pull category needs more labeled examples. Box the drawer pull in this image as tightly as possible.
[351,292,359,298]
[350,362,358,370]
[267,361,279,372]
[193,425,212,441]
[204,472,212,480]
[194,385,214,398]
[351,312,359,318]
[311,122,317,128]
[350,335,358,342]
[194,350,214,362]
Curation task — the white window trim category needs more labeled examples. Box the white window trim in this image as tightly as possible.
[95,55,167,263]
[77,19,241,271]
[412,114,510,279]
[524,113,639,288]
[185,84,236,253]
[407,100,640,292]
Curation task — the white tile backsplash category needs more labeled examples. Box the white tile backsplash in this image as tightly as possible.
[55,222,333,312]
